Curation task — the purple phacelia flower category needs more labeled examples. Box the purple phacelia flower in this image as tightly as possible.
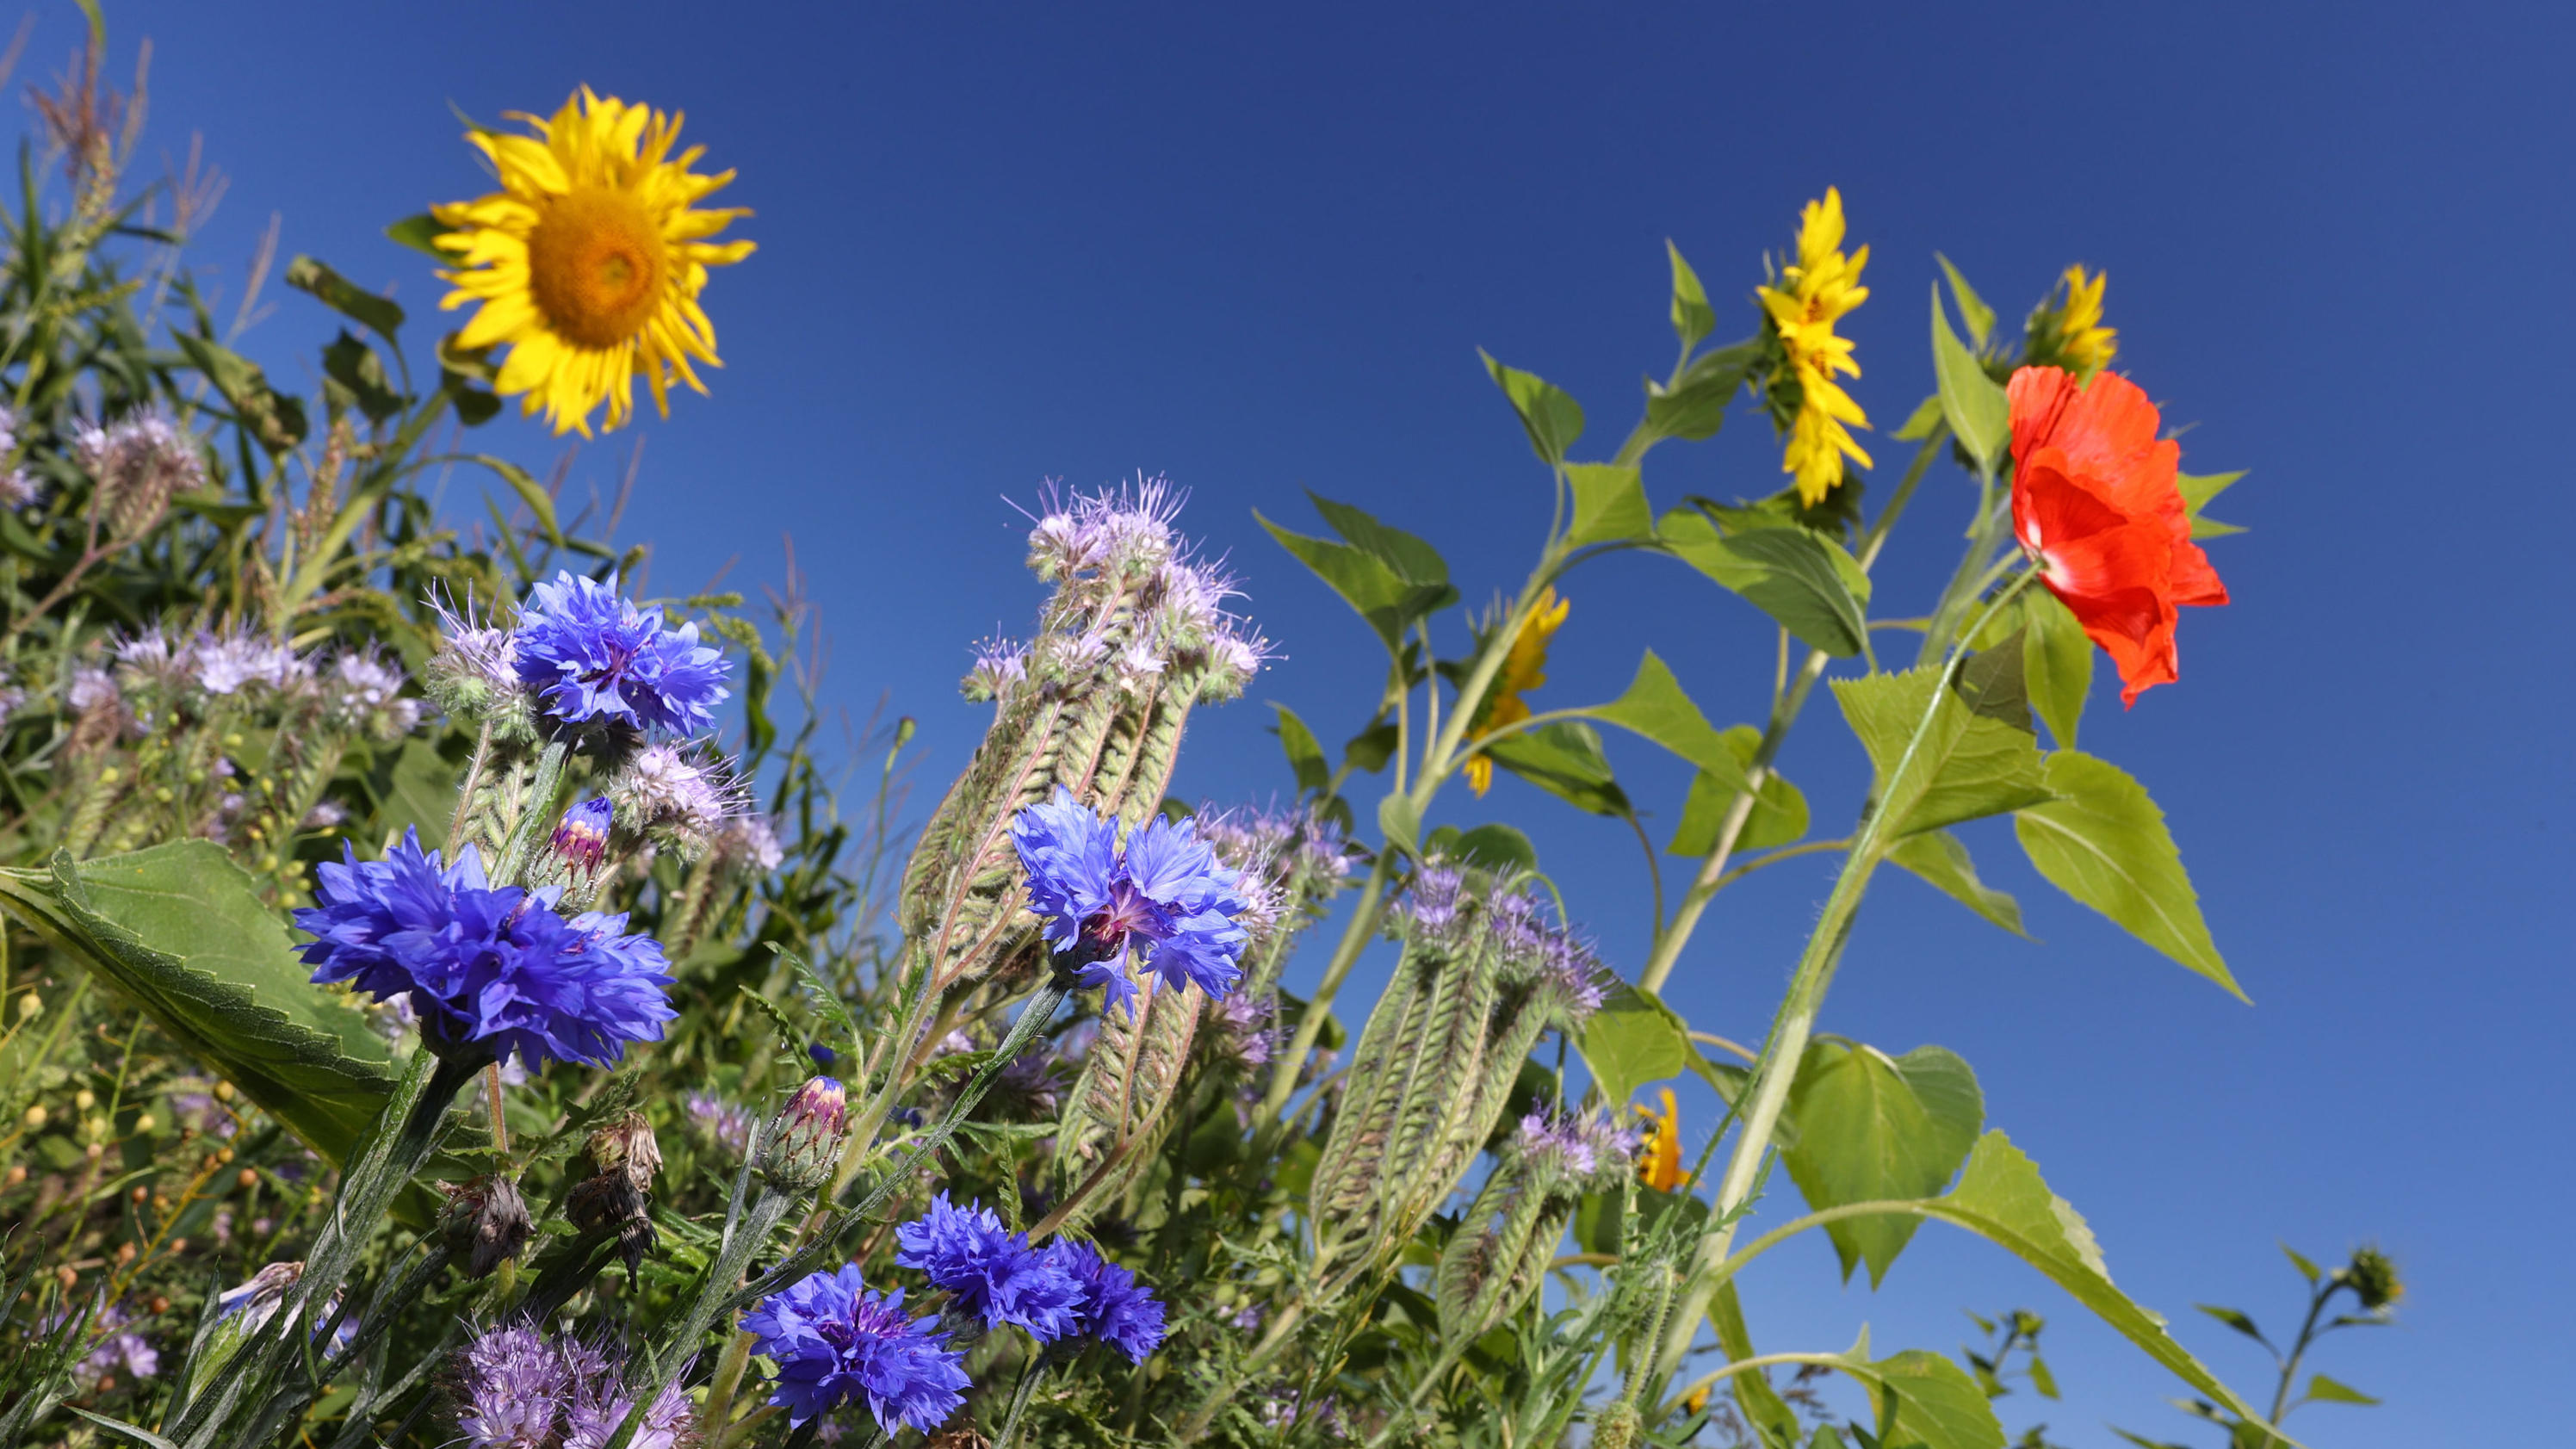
[72,408,201,536]
[454,1324,567,1448]
[1042,1237,1168,1364]
[609,741,747,850]
[963,635,1030,702]
[511,572,731,734]
[685,1093,756,1156]
[1010,788,1249,1017]
[556,1334,697,1449]
[742,1264,969,1434]
[1514,1107,1636,1183]
[1402,862,1467,935]
[193,629,312,697]
[292,828,676,1069]
[894,1194,1082,1341]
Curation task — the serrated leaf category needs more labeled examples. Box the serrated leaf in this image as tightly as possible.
[1932,288,2009,474]
[2195,1304,2269,1346]
[1783,1042,1984,1286]
[1645,340,1761,443]
[285,254,404,341]
[2015,752,2239,998]
[2302,1373,2379,1406]
[1668,239,1716,350]
[0,845,396,1165]
[1481,350,1585,464]
[2020,591,2092,750]
[385,213,445,257]
[1936,255,1997,350]
[1260,511,1451,653]
[1833,665,2051,839]
[1308,492,1449,585]
[1588,651,1746,783]
[1668,725,1808,856]
[1272,703,1330,795]
[1661,506,1873,656]
[1886,831,2027,938]
[1578,984,1693,1109]
[1864,1349,2004,1449]
[1564,462,1652,548]
[1377,794,1422,857]
[1486,721,1630,818]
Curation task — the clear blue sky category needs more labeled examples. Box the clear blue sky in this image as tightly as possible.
[101,1,2573,1441]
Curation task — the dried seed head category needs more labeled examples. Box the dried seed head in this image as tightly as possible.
[440,1174,536,1278]
[584,1111,662,1193]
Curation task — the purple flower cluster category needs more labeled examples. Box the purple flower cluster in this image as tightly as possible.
[511,572,731,734]
[451,1323,695,1449]
[1514,1107,1638,1183]
[1011,788,1250,1017]
[293,829,676,1068]
[741,1266,969,1434]
[893,1196,1168,1364]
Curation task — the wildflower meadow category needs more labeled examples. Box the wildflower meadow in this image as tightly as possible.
[0,12,2428,1449]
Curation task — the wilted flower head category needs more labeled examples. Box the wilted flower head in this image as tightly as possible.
[512,571,731,734]
[293,828,677,1068]
[1011,788,1250,1017]
[441,1174,536,1279]
[72,408,203,536]
[586,1111,664,1193]
[1042,1237,1168,1364]
[894,1193,1082,1341]
[742,1264,969,1434]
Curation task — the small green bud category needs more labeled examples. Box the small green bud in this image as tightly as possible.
[2343,1244,2403,1310]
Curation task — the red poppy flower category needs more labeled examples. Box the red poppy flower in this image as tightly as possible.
[2007,366,2228,705]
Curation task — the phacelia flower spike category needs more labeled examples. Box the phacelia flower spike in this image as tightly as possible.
[1011,788,1250,1017]
[454,1323,567,1449]
[759,1076,848,1191]
[2005,366,2228,705]
[512,571,732,734]
[293,828,678,1069]
[742,1265,969,1434]
[894,1194,1083,1341]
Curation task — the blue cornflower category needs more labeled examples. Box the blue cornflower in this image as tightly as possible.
[742,1265,968,1434]
[511,571,731,734]
[1043,1237,1168,1365]
[894,1194,1082,1341]
[294,828,677,1068]
[1009,788,1250,1017]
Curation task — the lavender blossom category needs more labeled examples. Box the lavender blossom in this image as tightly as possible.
[893,1194,1082,1341]
[1514,1107,1638,1184]
[1010,788,1251,1017]
[453,1323,569,1448]
[607,741,746,853]
[961,635,1029,702]
[192,629,311,697]
[512,572,730,734]
[557,1334,697,1449]
[324,648,422,736]
[684,1093,756,1157]
[742,1264,969,1434]
[72,408,201,536]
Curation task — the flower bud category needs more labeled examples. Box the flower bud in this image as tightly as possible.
[2343,1244,2403,1310]
[757,1076,847,1192]
[440,1174,536,1279]
[552,797,615,882]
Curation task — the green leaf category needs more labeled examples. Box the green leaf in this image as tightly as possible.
[1892,393,1945,442]
[172,334,307,454]
[2020,591,2093,751]
[2302,1373,2380,1407]
[1668,239,1716,350]
[1486,721,1630,817]
[1924,1132,2272,1429]
[371,737,458,851]
[1932,288,2009,474]
[2195,1304,2269,1346]
[2177,470,2247,540]
[1481,350,1585,464]
[1578,984,1693,1108]
[1668,725,1807,856]
[2280,1244,2323,1284]
[2014,752,2240,998]
[1260,511,1446,654]
[1865,1350,2004,1449]
[1782,1041,1984,1286]
[0,845,395,1166]
[320,331,406,425]
[385,213,446,257]
[1588,651,1748,783]
[1645,340,1762,443]
[1377,794,1422,858]
[1832,665,2052,839]
[1564,463,1653,548]
[1708,1281,1805,1449]
[1450,823,1538,875]
[1886,831,2028,938]
[1660,506,1873,657]
[1272,703,1330,795]
[1344,718,1400,774]
[463,455,567,548]
[285,254,405,341]
[1935,254,1997,350]
[1308,492,1450,586]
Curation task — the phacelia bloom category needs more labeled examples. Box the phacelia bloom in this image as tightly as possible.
[1514,1108,1636,1184]
[1758,188,1873,505]
[512,572,731,734]
[608,741,747,848]
[0,681,22,729]
[894,1194,1082,1341]
[1633,1088,1687,1193]
[1462,588,1570,796]
[0,405,34,509]
[557,1334,697,1449]
[193,629,313,697]
[324,648,423,737]
[53,1302,158,1391]
[684,1092,756,1156]
[716,815,786,873]
[1538,932,1609,1022]
[2006,366,2228,705]
[71,408,203,536]
[1043,1237,1168,1364]
[1401,862,1468,936]
[1011,788,1251,1017]
[962,635,1030,702]
[293,828,677,1068]
[67,666,121,715]
[743,1265,969,1434]
[432,88,754,437]
[552,797,616,877]
[454,1323,570,1449]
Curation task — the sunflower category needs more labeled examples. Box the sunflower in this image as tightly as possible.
[433,89,754,437]
[1461,587,1570,796]
[2028,263,2117,377]
[1757,189,1873,505]
[1634,1087,1685,1192]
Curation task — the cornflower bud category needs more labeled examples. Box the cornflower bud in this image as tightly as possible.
[758,1076,847,1192]
[440,1174,536,1279]
[551,796,616,884]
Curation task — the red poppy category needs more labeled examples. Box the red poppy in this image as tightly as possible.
[2007,366,2227,705]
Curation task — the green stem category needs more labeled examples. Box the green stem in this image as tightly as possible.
[2264,1279,2338,1442]
[490,740,569,886]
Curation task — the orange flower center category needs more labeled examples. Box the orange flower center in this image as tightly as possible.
[525,187,667,349]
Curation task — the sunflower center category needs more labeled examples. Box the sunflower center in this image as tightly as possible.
[525,187,668,350]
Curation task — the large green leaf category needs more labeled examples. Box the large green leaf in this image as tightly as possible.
[1578,984,1694,1109]
[285,254,405,342]
[1923,1133,2270,1428]
[1481,351,1585,464]
[1644,340,1762,443]
[1782,1041,1983,1286]
[2019,590,2093,751]
[1886,831,2028,938]
[1486,721,1630,817]
[1934,254,1997,350]
[371,737,458,851]
[1307,491,1451,587]
[1588,651,1746,783]
[0,845,394,1165]
[1564,463,1653,548]
[2014,752,2240,999]
[1660,505,1872,657]
[1931,288,2009,474]
[1863,1350,2005,1449]
[1667,239,1717,350]
[1258,511,1450,653]
[1833,663,2051,839]
[1271,703,1331,795]
[1669,726,1808,856]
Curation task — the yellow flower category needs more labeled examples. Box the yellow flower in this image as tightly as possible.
[1756,189,1873,505]
[433,89,755,437]
[2038,264,2117,377]
[1635,1087,1685,1192]
[1461,587,1570,796]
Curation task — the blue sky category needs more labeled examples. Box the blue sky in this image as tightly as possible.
[101,0,2575,1441]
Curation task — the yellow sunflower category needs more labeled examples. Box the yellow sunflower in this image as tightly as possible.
[1462,587,1570,796]
[433,88,754,437]
[1634,1087,1685,1192]
[2031,263,2117,377]
[1757,189,1873,505]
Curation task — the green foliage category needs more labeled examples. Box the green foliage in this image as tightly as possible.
[1669,725,1808,855]
[2015,752,2240,997]
[1886,831,2028,937]
[1662,502,1873,656]
[1835,659,2052,840]
[1783,1041,1983,1285]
